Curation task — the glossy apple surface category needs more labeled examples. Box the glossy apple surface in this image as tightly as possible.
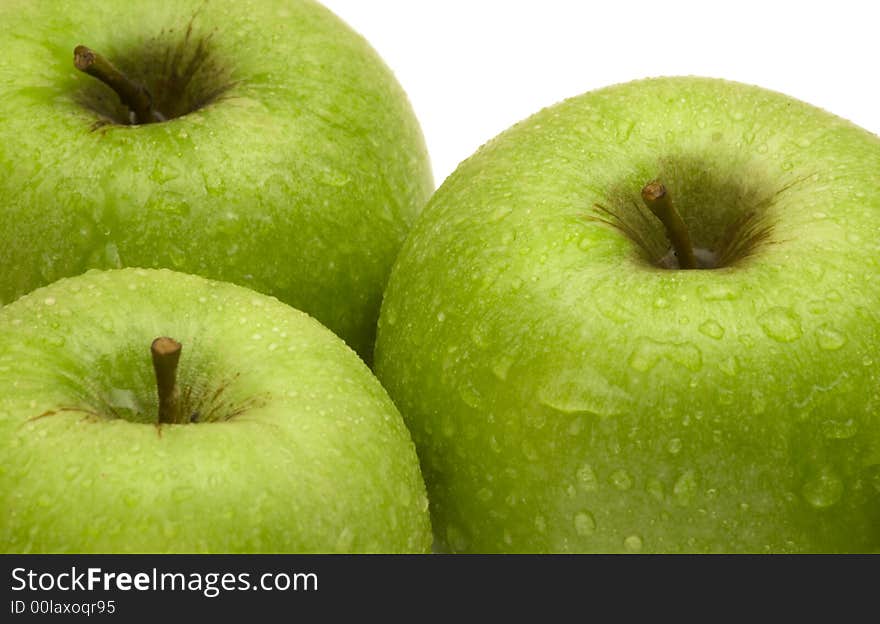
[375,77,880,553]
[0,268,431,553]
[0,0,432,359]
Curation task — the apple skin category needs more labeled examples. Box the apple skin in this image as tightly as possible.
[0,268,431,553]
[375,77,880,553]
[0,0,433,360]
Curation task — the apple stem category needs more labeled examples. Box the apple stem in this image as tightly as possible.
[74,45,165,125]
[151,337,182,425]
[641,181,698,270]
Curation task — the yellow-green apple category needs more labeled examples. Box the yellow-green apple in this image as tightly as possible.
[0,268,431,553]
[0,0,432,360]
[375,77,880,553]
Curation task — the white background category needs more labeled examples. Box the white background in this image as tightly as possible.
[322,0,880,187]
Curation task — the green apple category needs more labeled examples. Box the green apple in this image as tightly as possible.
[0,268,431,553]
[0,0,432,360]
[375,77,880,553]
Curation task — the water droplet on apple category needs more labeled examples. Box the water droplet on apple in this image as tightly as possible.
[458,382,483,408]
[446,525,469,551]
[490,206,513,221]
[334,527,355,552]
[38,252,59,284]
[597,300,633,324]
[567,416,587,436]
[537,373,629,417]
[623,534,643,552]
[610,469,633,491]
[717,390,735,406]
[801,467,844,509]
[534,515,547,533]
[470,324,489,348]
[629,338,702,372]
[816,324,846,350]
[167,245,187,269]
[863,465,880,494]
[171,487,195,503]
[846,232,864,246]
[699,320,725,340]
[699,284,739,301]
[436,311,446,322]
[440,413,456,438]
[576,463,599,491]
[646,477,665,501]
[719,356,739,377]
[320,168,352,187]
[103,242,122,268]
[396,481,414,509]
[525,410,547,430]
[666,438,683,455]
[107,388,139,415]
[653,297,670,309]
[574,511,597,537]
[820,418,858,440]
[807,299,828,315]
[758,307,803,343]
[491,356,514,381]
[673,470,698,506]
[488,435,501,454]
[384,306,398,326]
[521,440,539,461]
[628,342,659,372]
[751,389,768,415]
[615,119,636,142]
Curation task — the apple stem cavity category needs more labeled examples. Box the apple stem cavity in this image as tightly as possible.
[641,180,698,270]
[74,45,165,125]
[151,337,183,425]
